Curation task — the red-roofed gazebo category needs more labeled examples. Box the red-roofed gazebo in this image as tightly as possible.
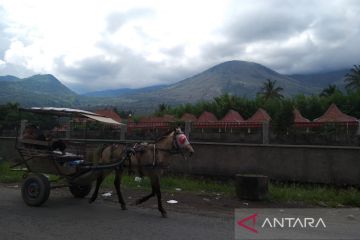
[294,109,310,123]
[197,111,218,122]
[314,104,358,123]
[221,109,244,122]
[181,113,197,122]
[246,108,271,123]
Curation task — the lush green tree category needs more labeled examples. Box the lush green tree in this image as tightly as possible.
[344,64,360,92]
[155,103,170,116]
[258,79,284,100]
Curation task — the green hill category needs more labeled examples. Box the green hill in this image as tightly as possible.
[0,74,79,107]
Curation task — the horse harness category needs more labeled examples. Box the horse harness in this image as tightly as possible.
[105,132,187,171]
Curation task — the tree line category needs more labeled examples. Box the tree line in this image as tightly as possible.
[156,64,360,132]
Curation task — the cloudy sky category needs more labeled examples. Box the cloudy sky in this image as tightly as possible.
[0,0,359,93]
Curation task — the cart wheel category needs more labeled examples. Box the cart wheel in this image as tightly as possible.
[21,174,50,207]
[69,184,92,198]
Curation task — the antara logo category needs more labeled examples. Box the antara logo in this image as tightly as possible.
[237,214,326,233]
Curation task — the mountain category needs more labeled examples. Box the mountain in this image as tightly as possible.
[83,84,168,97]
[114,61,314,108]
[0,74,79,107]
[289,69,349,89]
[0,75,20,81]
[0,61,352,113]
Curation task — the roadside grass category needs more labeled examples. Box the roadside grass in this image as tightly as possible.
[0,161,23,183]
[1,161,360,207]
[102,173,233,195]
[269,183,360,207]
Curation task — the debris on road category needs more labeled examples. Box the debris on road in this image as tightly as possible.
[134,177,142,182]
[101,191,112,197]
[166,200,178,204]
[175,188,182,191]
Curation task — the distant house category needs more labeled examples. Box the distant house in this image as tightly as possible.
[95,109,122,123]
[246,108,271,123]
[314,104,358,124]
[221,109,244,122]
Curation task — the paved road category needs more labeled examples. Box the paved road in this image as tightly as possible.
[0,186,233,240]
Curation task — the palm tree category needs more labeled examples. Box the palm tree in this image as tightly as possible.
[320,84,340,97]
[344,64,360,92]
[258,79,284,100]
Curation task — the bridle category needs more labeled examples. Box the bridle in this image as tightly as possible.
[153,131,191,166]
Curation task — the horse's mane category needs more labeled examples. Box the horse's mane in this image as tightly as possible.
[155,129,174,142]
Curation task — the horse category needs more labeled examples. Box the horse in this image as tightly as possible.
[88,127,195,217]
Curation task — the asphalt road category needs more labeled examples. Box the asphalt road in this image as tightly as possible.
[0,186,233,240]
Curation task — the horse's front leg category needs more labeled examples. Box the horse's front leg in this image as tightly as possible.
[114,168,127,210]
[152,175,167,218]
[89,174,104,203]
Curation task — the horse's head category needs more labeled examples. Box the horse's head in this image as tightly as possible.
[172,127,195,157]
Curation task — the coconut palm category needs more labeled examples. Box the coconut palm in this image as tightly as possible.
[320,84,340,97]
[344,64,360,92]
[258,79,284,100]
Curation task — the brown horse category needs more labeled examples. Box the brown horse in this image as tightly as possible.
[88,128,195,217]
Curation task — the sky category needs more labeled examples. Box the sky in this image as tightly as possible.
[0,0,359,93]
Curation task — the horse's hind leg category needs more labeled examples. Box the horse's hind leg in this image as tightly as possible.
[89,174,104,203]
[114,168,127,210]
[135,189,155,205]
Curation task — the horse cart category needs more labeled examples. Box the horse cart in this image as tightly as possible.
[12,107,125,206]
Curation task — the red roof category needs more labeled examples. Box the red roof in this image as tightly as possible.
[95,109,122,123]
[139,114,176,123]
[221,109,244,122]
[294,109,310,123]
[314,104,358,123]
[181,113,197,122]
[246,108,271,122]
[197,111,218,122]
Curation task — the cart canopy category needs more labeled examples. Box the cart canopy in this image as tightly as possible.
[21,107,124,125]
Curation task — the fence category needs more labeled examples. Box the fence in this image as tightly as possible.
[2,137,360,186]
[125,121,360,146]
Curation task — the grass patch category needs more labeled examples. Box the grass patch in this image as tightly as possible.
[101,173,233,195]
[269,183,360,207]
[1,161,360,207]
[0,161,23,183]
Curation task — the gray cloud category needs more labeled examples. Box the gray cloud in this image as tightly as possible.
[0,7,11,59]
[198,0,360,74]
[106,8,154,33]
[1,1,360,93]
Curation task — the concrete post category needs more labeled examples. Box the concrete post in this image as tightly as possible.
[262,121,269,144]
[184,121,191,138]
[19,120,28,138]
[120,124,127,140]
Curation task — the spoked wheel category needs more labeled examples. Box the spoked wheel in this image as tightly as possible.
[21,174,51,207]
[69,184,92,198]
